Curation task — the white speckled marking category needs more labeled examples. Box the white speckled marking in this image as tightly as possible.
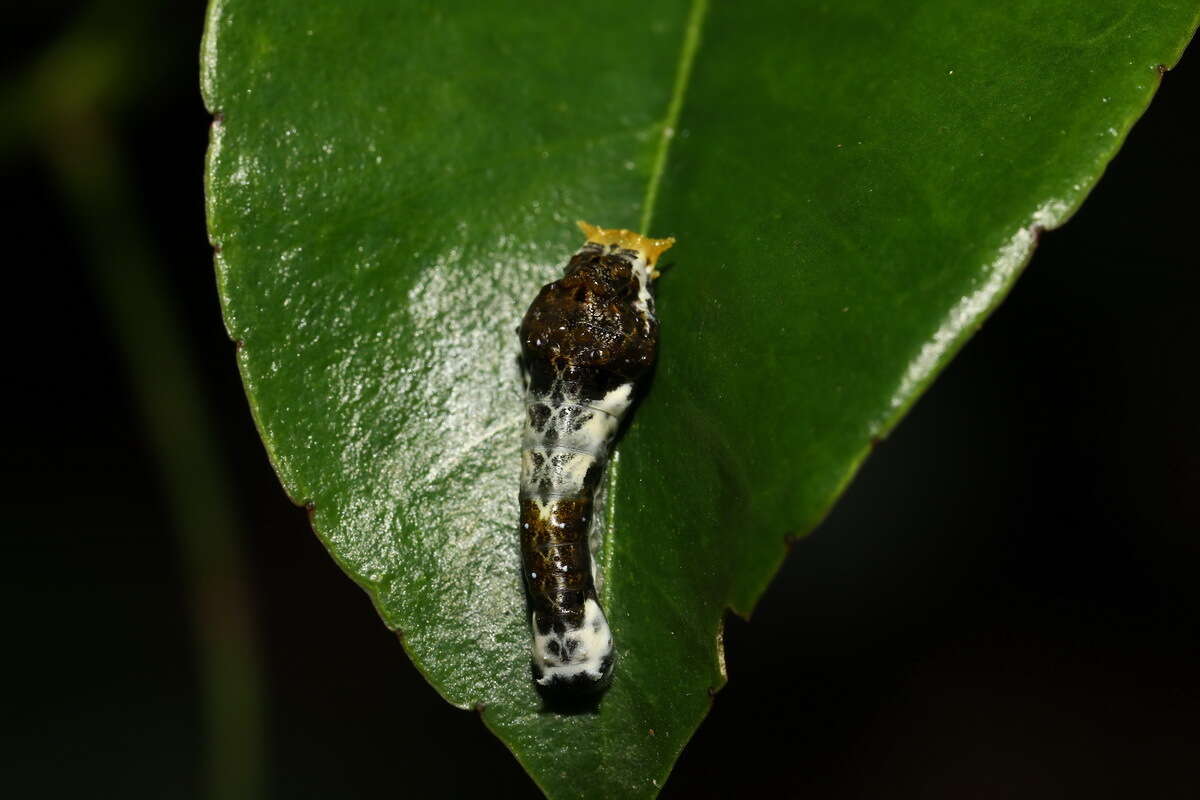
[629,252,656,334]
[532,598,614,685]
[590,382,634,417]
[519,382,638,500]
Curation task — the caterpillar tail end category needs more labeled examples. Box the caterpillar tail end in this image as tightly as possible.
[530,598,615,696]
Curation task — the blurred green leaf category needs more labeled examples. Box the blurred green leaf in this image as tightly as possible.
[202,1,1197,796]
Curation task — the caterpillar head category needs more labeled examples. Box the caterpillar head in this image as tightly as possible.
[530,598,614,695]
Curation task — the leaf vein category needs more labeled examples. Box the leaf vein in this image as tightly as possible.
[638,0,710,235]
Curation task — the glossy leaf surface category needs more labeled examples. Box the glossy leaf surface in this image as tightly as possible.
[202,1,1198,796]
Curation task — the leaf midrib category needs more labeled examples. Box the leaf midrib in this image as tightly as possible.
[603,0,710,598]
[587,10,712,788]
[638,0,710,235]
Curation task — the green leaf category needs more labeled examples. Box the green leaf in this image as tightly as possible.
[202,0,1198,796]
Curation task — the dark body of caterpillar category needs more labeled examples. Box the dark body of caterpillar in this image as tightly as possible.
[517,221,674,695]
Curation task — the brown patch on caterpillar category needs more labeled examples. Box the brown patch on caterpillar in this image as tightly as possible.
[519,255,660,391]
[519,496,592,618]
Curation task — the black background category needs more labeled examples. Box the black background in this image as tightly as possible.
[3,4,1197,798]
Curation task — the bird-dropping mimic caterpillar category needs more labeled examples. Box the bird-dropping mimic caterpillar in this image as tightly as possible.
[517,221,674,694]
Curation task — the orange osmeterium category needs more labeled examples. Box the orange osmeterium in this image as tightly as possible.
[576,220,676,268]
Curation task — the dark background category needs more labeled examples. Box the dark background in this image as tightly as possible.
[3,4,1196,798]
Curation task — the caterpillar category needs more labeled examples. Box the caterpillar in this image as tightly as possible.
[518,220,675,695]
